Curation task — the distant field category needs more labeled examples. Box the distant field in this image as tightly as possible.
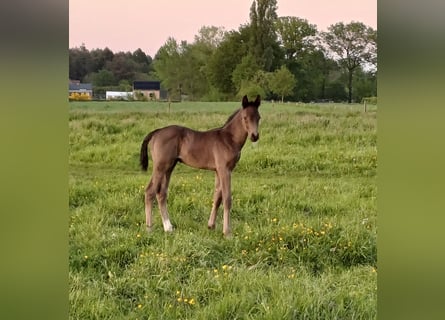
[69,100,377,319]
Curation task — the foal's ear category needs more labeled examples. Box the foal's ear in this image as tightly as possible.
[254,95,261,108]
[242,95,249,108]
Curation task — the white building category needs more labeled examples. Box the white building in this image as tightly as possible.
[105,91,133,100]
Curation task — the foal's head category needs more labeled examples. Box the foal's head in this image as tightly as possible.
[241,95,261,142]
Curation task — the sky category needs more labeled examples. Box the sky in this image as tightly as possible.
[69,0,376,57]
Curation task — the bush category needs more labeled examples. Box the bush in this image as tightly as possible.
[134,91,148,101]
[237,82,265,100]
[69,92,92,101]
[201,86,227,102]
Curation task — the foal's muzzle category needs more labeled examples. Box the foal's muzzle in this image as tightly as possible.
[250,133,259,142]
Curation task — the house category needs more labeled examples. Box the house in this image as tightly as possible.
[133,81,161,100]
[69,82,93,100]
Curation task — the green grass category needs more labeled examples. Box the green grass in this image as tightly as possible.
[69,100,377,319]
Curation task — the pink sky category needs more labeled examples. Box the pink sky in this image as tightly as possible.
[69,0,376,57]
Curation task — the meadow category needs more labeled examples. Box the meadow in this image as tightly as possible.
[69,100,377,319]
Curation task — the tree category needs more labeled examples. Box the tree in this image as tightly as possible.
[237,82,265,100]
[132,48,152,73]
[252,70,272,97]
[179,42,211,100]
[194,26,226,48]
[90,69,116,86]
[105,52,140,83]
[231,53,262,92]
[352,67,377,102]
[321,22,377,103]
[186,26,227,100]
[269,65,297,102]
[275,16,317,60]
[305,45,341,101]
[153,37,183,99]
[132,48,150,65]
[118,79,132,92]
[89,47,114,73]
[69,45,91,81]
[273,17,320,101]
[249,0,283,71]
[207,27,250,98]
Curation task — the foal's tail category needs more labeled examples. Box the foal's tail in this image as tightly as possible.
[140,130,158,171]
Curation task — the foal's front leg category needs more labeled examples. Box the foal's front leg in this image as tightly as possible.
[219,169,232,237]
[208,174,222,230]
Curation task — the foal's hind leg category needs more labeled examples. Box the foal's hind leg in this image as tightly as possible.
[156,163,176,232]
[144,176,159,232]
[145,162,176,232]
[145,161,169,231]
[208,173,222,230]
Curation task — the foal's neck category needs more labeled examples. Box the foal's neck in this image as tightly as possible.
[221,109,248,149]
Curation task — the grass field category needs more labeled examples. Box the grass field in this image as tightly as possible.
[69,100,377,319]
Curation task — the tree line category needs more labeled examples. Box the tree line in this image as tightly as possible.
[69,0,377,103]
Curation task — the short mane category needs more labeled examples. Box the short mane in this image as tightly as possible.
[223,108,241,127]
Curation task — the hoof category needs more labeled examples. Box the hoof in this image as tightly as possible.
[208,224,216,230]
[162,220,174,232]
[223,231,232,239]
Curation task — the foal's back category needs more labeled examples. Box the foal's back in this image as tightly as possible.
[150,125,224,171]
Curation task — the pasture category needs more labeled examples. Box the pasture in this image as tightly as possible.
[69,101,377,319]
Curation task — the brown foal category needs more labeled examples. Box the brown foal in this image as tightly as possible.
[140,95,261,237]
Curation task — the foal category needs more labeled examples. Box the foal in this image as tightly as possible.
[140,95,261,237]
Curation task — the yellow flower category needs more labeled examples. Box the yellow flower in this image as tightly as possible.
[137,304,142,309]
[189,298,195,305]
[222,264,232,271]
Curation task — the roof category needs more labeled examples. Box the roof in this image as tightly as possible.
[69,83,93,91]
[133,81,160,90]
